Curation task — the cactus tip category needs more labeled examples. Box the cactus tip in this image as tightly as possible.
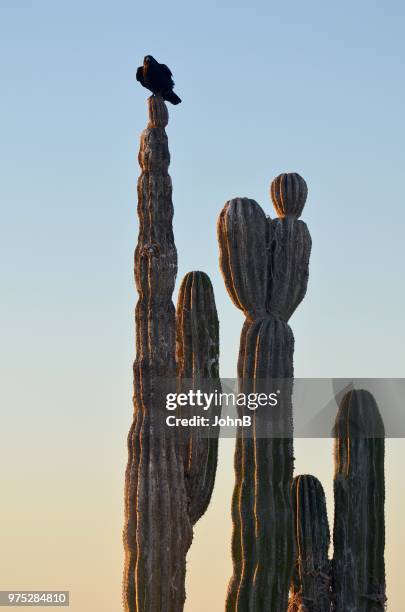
[271,172,308,219]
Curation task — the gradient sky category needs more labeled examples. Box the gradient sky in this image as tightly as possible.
[1,1,404,610]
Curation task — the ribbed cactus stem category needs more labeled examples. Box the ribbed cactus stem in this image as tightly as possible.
[289,475,331,612]
[332,390,386,612]
[218,174,311,612]
[123,97,220,611]
[123,95,191,612]
[267,218,311,321]
[176,271,221,524]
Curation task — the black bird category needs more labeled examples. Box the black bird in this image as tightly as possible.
[136,55,182,105]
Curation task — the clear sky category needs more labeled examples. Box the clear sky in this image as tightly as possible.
[1,1,404,610]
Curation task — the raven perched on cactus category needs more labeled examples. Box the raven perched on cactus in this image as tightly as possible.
[136,55,182,105]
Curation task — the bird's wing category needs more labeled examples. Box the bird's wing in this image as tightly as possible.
[160,64,175,87]
[136,66,144,84]
[160,64,173,77]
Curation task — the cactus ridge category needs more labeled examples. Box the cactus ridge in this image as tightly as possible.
[219,176,311,611]
[124,97,220,612]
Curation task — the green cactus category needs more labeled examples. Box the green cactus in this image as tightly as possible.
[123,96,220,612]
[289,475,331,612]
[217,174,312,611]
[332,389,386,611]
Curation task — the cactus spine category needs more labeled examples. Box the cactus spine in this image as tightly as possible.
[289,475,331,612]
[123,96,220,612]
[217,173,312,611]
[332,389,386,611]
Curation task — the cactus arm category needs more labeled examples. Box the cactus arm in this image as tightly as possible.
[176,270,221,524]
[217,198,268,317]
[267,218,311,321]
[271,172,308,219]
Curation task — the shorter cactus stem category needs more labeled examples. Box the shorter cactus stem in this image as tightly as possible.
[289,475,331,612]
[332,389,386,612]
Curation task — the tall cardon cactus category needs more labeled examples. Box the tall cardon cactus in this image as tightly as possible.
[123,96,220,612]
[217,173,312,611]
[291,389,386,612]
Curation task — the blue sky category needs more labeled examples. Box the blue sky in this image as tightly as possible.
[2,0,404,386]
[2,0,405,459]
[2,0,405,471]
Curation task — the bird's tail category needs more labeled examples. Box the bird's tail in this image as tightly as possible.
[163,90,182,105]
